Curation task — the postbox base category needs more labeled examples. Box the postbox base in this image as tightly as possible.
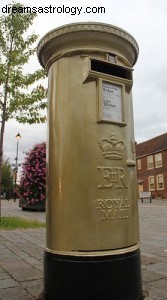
[44,248,143,300]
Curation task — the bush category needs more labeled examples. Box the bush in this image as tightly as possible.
[19,142,46,210]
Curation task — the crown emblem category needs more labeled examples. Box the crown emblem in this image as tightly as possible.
[98,135,124,160]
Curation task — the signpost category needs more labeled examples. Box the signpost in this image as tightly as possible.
[140,192,152,203]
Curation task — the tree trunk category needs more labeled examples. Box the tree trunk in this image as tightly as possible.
[0,119,5,218]
[0,31,14,218]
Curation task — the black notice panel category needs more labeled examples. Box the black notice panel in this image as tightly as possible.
[91,59,132,80]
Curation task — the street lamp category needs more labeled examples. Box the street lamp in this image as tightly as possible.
[14,133,21,202]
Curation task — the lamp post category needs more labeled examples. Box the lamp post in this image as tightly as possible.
[14,133,21,202]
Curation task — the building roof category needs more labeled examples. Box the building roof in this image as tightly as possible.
[136,133,167,158]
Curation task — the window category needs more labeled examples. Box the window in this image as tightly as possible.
[137,159,141,170]
[155,153,162,168]
[147,155,154,169]
[148,176,155,191]
[156,174,164,190]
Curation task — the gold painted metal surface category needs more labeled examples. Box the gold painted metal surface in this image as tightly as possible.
[45,242,140,257]
[37,22,139,70]
[38,22,140,255]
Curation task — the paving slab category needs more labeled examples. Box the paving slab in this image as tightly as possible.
[0,286,35,300]
[139,199,167,299]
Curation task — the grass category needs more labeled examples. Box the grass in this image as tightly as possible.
[0,217,46,230]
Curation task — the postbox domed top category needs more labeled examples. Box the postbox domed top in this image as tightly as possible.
[37,22,139,70]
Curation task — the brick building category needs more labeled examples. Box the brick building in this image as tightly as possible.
[136,133,167,199]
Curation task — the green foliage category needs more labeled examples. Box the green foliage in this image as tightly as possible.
[0,2,47,124]
[0,217,45,229]
[2,158,13,199]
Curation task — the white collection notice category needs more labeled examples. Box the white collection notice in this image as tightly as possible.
[102,81,122,123]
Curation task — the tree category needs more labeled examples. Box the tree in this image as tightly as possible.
[0,2,47,212]
[19,142,46,210]
[2,158,13,200]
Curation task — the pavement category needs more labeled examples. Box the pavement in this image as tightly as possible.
[0,198,167,300]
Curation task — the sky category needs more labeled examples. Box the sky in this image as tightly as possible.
[1,0,167,167]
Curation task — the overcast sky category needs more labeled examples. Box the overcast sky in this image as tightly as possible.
[1,0,167,166]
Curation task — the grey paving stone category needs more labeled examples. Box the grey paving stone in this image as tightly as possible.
[10,268,43,282]
[35,263,43,272]
[0,286,34,300]
[21,278,43,298]
[0,254,21,263]
[23,256,42,266]
[1,260,32,271]
[146,263,167,276]
[145,286,167,299]
[0,272,11,280]
[0,248,12,255]
[148,278,167,292]
[142,269,164,283]
[141,255,159,265]
[0,278,18,289]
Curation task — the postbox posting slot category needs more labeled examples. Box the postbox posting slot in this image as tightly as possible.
[82,56,133,93]
[91,58,132,80]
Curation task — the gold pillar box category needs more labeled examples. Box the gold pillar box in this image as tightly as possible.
[37,22,143,300]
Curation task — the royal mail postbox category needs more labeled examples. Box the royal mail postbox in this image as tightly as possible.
[37,22,143,300]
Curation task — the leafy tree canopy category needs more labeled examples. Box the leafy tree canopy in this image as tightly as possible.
[0,1,47,124]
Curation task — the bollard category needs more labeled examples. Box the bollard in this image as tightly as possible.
[37,22,143,300]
